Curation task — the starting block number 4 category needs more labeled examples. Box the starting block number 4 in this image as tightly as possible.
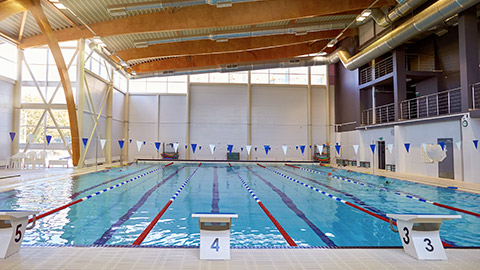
[387,214,461,260]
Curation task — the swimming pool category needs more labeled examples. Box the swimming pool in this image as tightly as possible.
[0,162,479,247]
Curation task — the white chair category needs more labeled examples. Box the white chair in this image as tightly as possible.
[8,152,25,169]
[34,151,47,169]
[24,152,36,169]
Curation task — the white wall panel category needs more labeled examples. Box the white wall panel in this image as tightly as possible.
[251,85,308,160]
[190,84,247,160]
[112,89,125,122]
[0,80,14,161]
[129,95,158,123]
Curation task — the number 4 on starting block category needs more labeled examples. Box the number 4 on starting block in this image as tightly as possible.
[387,214,461,260]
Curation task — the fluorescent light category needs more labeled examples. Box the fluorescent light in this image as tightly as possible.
[361,9,372,17]
[356,16,366,22]
[53,3,67,9]
[216,2,233,8]
[134,41,149,48]
[215,38,228,42]
[120,61,128,67]
[92,36,102,43]
[327,39,337,48]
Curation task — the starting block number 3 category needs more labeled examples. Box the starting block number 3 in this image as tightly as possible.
[402,227,435,252]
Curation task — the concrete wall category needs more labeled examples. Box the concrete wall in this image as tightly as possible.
[335,116,480,184]
[0,77,15,162]
[128,83,330,161]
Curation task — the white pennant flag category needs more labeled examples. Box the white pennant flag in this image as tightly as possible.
[421,143,427,152]
[100,139,106,149]
[316,144,324,155]
[136,140,143,152]
[209,144,215,154]
[353,145,359,155]
[282,145,288,155]
[246,145,252,155]
[456,141,462,150]
[387,144,393,154]
[173,143,179,153]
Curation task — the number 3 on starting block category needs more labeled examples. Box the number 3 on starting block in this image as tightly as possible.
[387,214,461,260]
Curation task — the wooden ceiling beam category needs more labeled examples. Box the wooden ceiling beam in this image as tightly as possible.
[132,40,333,73]
[0,0,26,22]
[18,11,28,41]
[117,29,357,61]
[19,0,395,48]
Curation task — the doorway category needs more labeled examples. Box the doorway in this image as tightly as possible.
[438,138,454,179]
[377,141,386,170]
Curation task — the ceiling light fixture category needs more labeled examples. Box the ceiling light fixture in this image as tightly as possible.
[53,3,67,9]
[356,16,366,22]
[361,9,372,17]
[327,39,337,48]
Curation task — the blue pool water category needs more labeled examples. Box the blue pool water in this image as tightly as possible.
[0,162,479,247]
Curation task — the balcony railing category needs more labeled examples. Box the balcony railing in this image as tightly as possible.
[362,108,373,125]
[401,88,461,120]
[406,53,435,71]
[473,82,480,110]
[375,103,395,124]
[361,103,395,126]
[359,55,393,85]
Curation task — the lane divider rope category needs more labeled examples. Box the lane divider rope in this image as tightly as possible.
[28,162,174,223]
[297,166,480,218]
[264,164,453,247]
[230,163,297,247]
[132,163,202,245]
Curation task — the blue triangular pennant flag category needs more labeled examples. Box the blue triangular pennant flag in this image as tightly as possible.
[46,135,52,145]
[309,145,312,149]
[185,145,188,149]
[404,143,410,153]
[255,147,257,151]
[143,141,146,145]
[199,146,202,150]
[300,145,306,155]
[370,144,376,154]
[335,144,341,154]
[129,139,132,143]
[296,146,298,150]
[9,132,15,142]
[118,140,124,150]
[227,144,234,154]
[241,147,243,151]
[191,143,197,153]
[474,140,479,150]
[82,138,88,148]
[155,142,161,152]
[264,145,270,155]
[439,141,445,151]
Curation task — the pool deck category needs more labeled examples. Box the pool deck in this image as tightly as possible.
[2,247,480,270]
[1,162,479,269]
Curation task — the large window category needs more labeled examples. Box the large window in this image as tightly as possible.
[190,71,248,84]
[129,75,188,94]
[0,42,17,80]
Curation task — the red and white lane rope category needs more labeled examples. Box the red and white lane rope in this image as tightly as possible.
[29,162,174,223]
[132,163,202,245]
[230,163,297,246]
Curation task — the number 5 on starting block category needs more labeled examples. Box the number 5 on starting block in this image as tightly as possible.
[387,214,461,260]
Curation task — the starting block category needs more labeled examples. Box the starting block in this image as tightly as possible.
[0,210,38,259]
[192,212,238,260]
[387,214,461,260]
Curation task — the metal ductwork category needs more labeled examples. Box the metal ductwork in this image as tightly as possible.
[134,20,352,47]
[131,0,479,78]
[371,0,428,27]
[107,0,263,15]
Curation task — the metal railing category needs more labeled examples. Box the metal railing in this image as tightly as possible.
[359,55,393,85]
[401,88,461,120]
[406,53,435,71]
[473,82,480,110]
[359,66,372,85]
[361,103,395,126]
[374,56,394,79]
[375,103,395,124]
[362,108,373,125]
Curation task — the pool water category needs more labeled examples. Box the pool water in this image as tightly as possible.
[0,163,478,247]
